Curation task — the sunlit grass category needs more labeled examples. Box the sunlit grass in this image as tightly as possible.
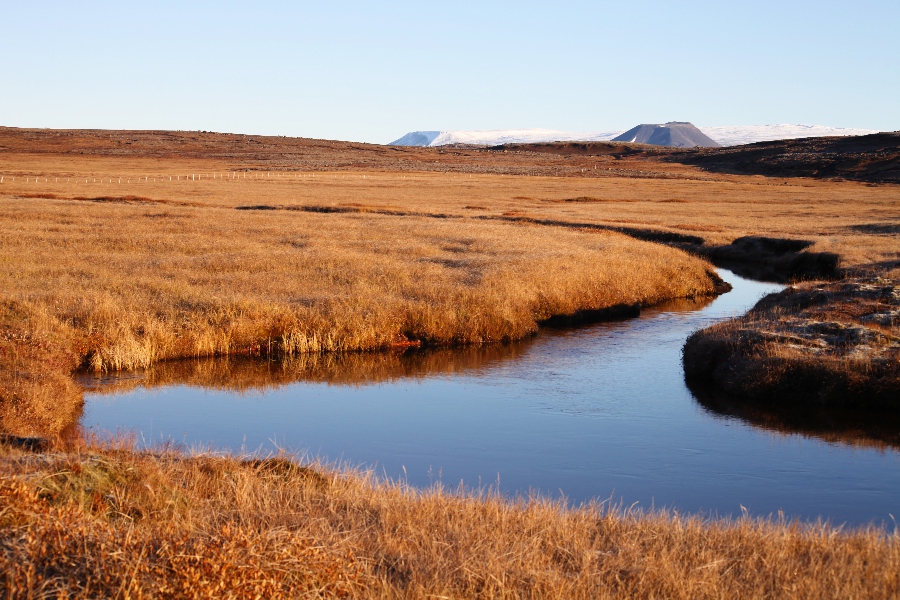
[1,442,898,598]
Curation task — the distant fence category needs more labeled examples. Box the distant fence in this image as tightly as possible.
[0,171,337,184]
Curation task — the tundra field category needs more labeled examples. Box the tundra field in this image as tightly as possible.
[1,128,899,597]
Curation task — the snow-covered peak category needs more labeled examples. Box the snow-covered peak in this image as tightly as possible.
[389,128,623,147]
[700,124,881,147]
[389,124,884,148]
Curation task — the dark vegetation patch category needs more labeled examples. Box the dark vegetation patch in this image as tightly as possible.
[538,302,642,328]
[479,215,706,246]
[541,196,637,203]
[683,278,900,409]
[16,192,202,208]
[490,141,672,158]
[847,223,900,235]
[19,192,159,204]
[0,433,50,452]
[701,236,840,282]
[235,204,455,219]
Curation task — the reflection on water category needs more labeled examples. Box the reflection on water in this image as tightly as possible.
[81,297,718,396]
[78,343,532,394]
[81,271,900,526]
[690,381,900,452]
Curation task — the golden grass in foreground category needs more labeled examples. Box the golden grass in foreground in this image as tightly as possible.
[1,443,897,599]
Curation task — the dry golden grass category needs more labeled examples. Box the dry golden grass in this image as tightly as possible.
[0,155,725,436]
[2,136,900,597]
[0,190,715,371]
[4,147,898,269]
[1,442,898,599]
[0,301,82,438]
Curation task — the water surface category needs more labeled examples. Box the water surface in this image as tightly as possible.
[81,271,900,526]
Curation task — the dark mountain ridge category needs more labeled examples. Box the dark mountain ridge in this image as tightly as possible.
[612,122,720,148]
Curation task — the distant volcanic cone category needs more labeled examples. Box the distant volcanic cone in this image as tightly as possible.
[613,122,720,147]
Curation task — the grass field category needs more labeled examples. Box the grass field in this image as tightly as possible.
[1,161,724,436]
[2,129,899,597]
[1,441,898,599]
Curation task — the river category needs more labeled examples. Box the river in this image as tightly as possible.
[80,270,900,526]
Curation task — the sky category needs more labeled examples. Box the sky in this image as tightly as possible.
[1,1,898,143]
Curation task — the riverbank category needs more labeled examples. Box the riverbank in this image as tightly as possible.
[684,276,899,407]
[2,440,898,598]
[0,190,719,437]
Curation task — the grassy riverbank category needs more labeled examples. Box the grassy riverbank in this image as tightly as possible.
[684,276,900,407]
[2,442,898,599]
[0,189,718,437]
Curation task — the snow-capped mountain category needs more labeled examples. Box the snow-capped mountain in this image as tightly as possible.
[389,124,882,148]
[389,129,623,147]
[698,124,880,147]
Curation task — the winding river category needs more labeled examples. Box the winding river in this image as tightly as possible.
[80,270,900,526]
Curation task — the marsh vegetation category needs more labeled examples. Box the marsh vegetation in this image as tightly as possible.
[1,129,899,597]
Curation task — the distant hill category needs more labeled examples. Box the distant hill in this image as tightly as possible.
[672,131,900,184]
[390,124,881,148]
[612,122,719,148]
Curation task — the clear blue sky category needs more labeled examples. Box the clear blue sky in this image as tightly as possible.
[2,1,897,143]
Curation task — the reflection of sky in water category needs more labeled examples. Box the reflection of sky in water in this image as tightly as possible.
[83,272,900,526]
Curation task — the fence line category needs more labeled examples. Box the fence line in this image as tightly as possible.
[0,171,446,187]
[0,171,339,185]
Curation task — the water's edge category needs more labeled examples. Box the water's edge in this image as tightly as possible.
[80,270,900,526]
